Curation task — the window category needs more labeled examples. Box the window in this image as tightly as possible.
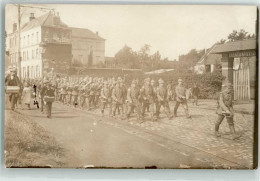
[24,36,26,46]
[32,50,34,59]
[36,32,39,42]
[27,51,29,60]
[36,48,38,58]
[27,35,30,45]
[23,67,25,78]
[32,33,34,44]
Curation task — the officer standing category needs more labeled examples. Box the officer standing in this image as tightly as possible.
[215,83,240,140]
[173,78,191,118]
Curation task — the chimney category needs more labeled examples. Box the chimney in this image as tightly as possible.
[13,23,17,32]
[29,13,35,21]
[96,32,99,36]
[53,12,61,25]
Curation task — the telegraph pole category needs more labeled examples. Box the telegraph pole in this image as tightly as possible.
[17,4,21,78]
[15,4,54,79]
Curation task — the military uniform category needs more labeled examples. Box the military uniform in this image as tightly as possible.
[60,85,67,104]
[5,70,21,110]
[111,82,125,119]
[44,83,55,118]
[100,82,112,116]
[71,86,79,107]
[66,86,72,105]
[140,78,155,119]
[215,83,239,139]
[126,81,142,120]
[155,79,172,120]
[173,79,190,118]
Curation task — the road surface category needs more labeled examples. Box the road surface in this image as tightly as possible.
[11,100,254,169]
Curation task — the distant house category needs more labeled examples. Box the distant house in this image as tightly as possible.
[71,27,105,67]
[194,44,222,74]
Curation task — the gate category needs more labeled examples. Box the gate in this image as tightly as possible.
[233,57,250,100]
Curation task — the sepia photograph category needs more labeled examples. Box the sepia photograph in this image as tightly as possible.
[4,4,258,169]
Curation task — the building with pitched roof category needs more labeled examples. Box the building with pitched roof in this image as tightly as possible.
[194,44,222,74]
[211,39,257,100]
[6,11,106,78]
[70,27,105,67]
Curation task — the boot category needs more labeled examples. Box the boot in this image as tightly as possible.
[229,125,240,140]
[215,123,221,137]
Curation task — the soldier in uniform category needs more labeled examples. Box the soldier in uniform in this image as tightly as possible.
[66,85,72,105]
[173,78,191,118]
[111,81,125,119]
[155,79,173,120]
[60,83,67,104]
[140,78,156,120]
[215,82,240,139]
[100,81,112,117]
[44,81,55,118]
[5,67,22,110]
[39,80,47,113]
[126,80,142,121]
[71,85,79,108]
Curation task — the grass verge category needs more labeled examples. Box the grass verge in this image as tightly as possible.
[5,110,65,168]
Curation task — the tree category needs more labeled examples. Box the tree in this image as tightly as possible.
[114,45,139,68]
[228,29,249,41]
[217,39,226,44]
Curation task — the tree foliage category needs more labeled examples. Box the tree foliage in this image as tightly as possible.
[227,29,255,42]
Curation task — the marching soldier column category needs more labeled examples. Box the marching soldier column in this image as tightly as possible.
[5,70,241,140]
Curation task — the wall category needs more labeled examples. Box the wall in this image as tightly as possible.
[20,26,42,79]
[71,37,105,66]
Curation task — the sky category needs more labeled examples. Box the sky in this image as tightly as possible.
[5,4,257,60]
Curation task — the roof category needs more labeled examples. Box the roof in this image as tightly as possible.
[211,39,257,54]
[21,12,68,32]
[71,27,105,40]
[197,44,222,65]
[145,69,174,75]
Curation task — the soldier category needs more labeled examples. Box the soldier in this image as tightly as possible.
[215,83,240,140]
[39,80,47,113]
[173,78,191,118]
[44,81,55,118]
[155,79,173,120]
[66,85,72,105]
[191,83,200,106]
[88,80,95,109]
[126,80,142,121]
[111,81,125,119]
[119,77,127,115]
[71,85,79,107]
[5,67,22,110]
[100,81,112,117]
[60,83,67,104]
[140,78,156,120]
